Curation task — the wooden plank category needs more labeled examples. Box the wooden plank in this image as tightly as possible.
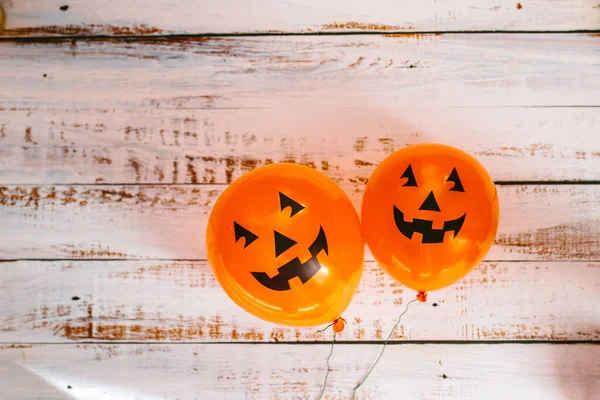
[1,107,600,184]
[1,35,599,111]
[0,184,598,261]
[1,344,598,399]
[0,260,598,342]
[1,0,598,37]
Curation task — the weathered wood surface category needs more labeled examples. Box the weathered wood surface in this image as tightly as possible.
[1,5,599,398]
[0,260,598,343]
[1,107,600,184]
[1,344,598,399]
[1,0,598,37]
[0,184,598,261]
[1,35,599,111]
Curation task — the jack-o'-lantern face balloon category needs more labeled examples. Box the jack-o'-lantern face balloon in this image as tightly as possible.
[207,163,364,327]
[362,144,499,293]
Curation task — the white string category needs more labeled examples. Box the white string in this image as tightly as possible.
[351,299,419,399]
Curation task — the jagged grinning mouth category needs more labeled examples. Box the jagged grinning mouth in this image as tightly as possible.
[250,226,328,291]
[393,206,466,244]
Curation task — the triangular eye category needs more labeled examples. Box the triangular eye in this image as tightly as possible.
[274,231,297,257]
[400,164,417,187]
[234,222,258,248]
[447,168,465,192]
[279,192,305,217]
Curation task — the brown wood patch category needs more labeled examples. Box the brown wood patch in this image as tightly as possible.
[1,260,597,343]
[322,22,415,31]
[0,185,599,261]
[1,107,599,185]
[496,220,600,260]
[3,24,166,37]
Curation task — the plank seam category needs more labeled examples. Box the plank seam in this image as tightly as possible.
[1,340,598,345]
[1,181,600,188]
[1,259,598,263]
[1,30,600,42]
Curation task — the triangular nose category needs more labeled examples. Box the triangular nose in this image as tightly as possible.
[274,231,297,257]
[419,191,441,212]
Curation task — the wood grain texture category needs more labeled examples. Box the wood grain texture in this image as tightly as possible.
[1,344,598,399]
[1,107,600,184]
[0,184,598,261]
[1,0,599,37]
[1,260,598,343]
[1,4,599,398]
[1,35,599,111]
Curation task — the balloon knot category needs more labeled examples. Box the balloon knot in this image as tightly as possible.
[416,292,428,303]
[332,317,346,334]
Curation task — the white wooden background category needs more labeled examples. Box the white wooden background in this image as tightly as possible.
[0,1,599,399]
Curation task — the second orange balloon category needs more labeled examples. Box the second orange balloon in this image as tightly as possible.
[362,144,500,294]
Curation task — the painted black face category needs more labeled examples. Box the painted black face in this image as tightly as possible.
[393,165,466,244]
[234,192,329,291]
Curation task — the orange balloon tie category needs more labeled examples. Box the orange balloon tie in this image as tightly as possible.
[333,317,346,333]
[417,291,428,303]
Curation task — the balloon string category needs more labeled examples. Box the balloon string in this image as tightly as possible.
[316,327,336,400]
[351,298,419,400]
[316,322,335,333]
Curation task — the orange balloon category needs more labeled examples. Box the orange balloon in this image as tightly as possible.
[361,144,499,293]
[206,163,364,326]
